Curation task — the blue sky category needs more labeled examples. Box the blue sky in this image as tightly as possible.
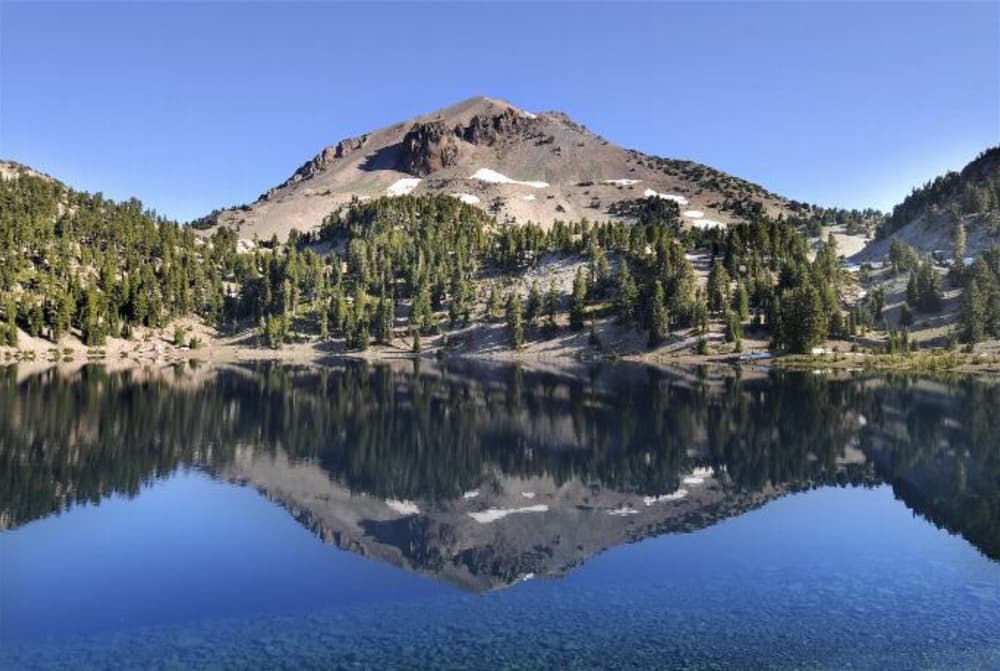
[1,2,997,222]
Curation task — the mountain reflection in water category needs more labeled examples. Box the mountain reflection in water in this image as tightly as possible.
[1,360,997,590]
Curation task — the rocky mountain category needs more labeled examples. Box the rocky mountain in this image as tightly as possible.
[194,96,814,242]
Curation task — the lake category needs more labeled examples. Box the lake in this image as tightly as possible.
[0,360,997,670]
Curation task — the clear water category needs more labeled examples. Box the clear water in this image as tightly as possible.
[0,361,997,669]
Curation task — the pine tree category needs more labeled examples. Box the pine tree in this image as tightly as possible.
[319,305,329,339]
[569,267,587,331]
[543,280,560,337]
[707,261,731,313]
[779,283,828,354]
[724,309,743,343]
[614,261,638,325]
[907,261,943,313]
[82,287,106,346]
[589,245,611,291]
[648,281,668,348]
[486,284,504,321]
[3,296,17,347]
[448,266,471,325]
[954,216,967,267]
[506,291,524,349]
[355,317,370,351]
[376,293,394,345]
[734,282,750,322]
[958,273,987,343]
[899,302,913,328]
[410,281,431,332]
[27,299,43,338]
[526,280,543,326]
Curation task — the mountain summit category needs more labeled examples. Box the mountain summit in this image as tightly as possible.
[197,96,800,241]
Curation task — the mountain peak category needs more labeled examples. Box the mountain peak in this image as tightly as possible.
[198,99,794,241]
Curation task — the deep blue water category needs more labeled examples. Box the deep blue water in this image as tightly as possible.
[0,362,998,669]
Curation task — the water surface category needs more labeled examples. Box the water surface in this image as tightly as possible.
[0,361,997,669]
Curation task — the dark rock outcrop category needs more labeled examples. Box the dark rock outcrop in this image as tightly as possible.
[460,108,533,146]
[398,121,460,176]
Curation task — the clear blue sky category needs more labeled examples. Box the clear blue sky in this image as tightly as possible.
[1,2,997,222]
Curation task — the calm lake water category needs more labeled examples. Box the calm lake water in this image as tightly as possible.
[0,360,997,670]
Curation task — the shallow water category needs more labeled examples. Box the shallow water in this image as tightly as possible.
[0,361,997,669]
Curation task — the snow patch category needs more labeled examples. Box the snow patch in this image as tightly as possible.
[603,179,642,186]
[682,467,714,486]
[521,111,538,120]
[386,499,420,515]
[387,178,421,197]
[521,492,536,499]
[520,194,537,201]
[468,505,549,524]
[470,168,548,189]
[643,188,689,205]
[683,210,705,219]
[607,506,640,516]
[643,489,688,506]
[462,490,480,500]
[453,193,480,205]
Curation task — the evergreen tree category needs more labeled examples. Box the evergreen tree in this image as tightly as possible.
[448,267,471,325]
[569,267,587,331]
[506,291,524,349]
[544,280,560,337]
[614,261,638,325]
[779,283,828,354]
[958,253,1000,343]
[526,280,543,326]
[734,282,750,322]
[648,281,668,348]
[3,296,17,347]
[410,281,431,332]
[907,260,943,312]
[319,303,329,339]
[899,302,913,328]
[82,286,106,346]
[486,284,504,321]
[954,215,967,267]
[707,261,731,313]
[724,309,743,344]
[355,317,370,351]
[376,293,394,345]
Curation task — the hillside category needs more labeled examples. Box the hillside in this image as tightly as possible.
[0,161,246,349]
[845,149,1000,348]
[857,146,1000,262]
[194,96,845,242]
[2,124,997,367]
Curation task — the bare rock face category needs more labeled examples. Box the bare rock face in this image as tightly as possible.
[334,134,368,160]
[261,134,370,201]
[460,108,532,146]
[399,121,460,176]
